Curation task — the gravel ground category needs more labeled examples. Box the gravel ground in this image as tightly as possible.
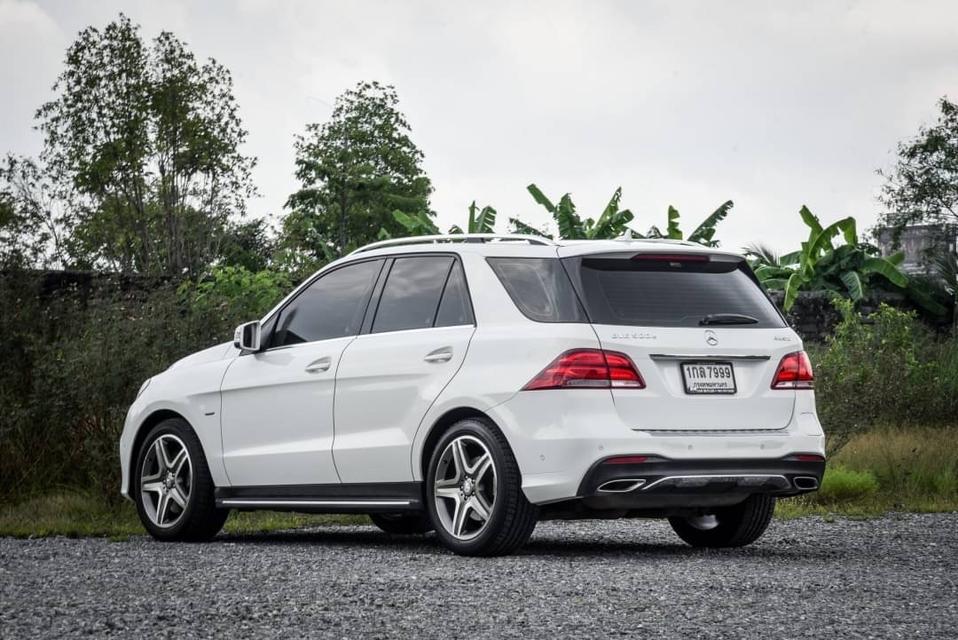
[2,513,957,639]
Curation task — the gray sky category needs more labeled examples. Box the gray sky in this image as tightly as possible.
[2,0,957,252]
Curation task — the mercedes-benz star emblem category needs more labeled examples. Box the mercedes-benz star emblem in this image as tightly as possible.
[705,330,719,346]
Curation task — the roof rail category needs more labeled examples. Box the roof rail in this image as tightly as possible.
[348,233,556,255]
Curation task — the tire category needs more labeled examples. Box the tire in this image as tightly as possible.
[668,494,776,548]
[369,513,433,535]
[424,417,538,556]
[133,417,229,541]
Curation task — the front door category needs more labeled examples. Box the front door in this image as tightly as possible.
[219,258,385,487]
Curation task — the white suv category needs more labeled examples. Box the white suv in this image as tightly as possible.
[120,234,825,556]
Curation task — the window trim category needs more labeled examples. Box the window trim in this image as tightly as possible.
[260,257,386,352]
[364,252,476,336]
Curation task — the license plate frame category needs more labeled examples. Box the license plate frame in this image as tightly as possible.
[680,361,737,395]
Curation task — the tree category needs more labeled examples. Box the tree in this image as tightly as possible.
[283,81,433,260]
[35,14,256,276]
[641,201,735,247]
[389,200,497,237]
[880,97,958,233]
[0,155,68,268]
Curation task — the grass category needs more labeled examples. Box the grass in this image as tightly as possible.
[3,425,956,538]
[778,425,958,519]
[0,492,365,539]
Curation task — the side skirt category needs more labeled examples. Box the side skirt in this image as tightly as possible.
[214,482,424,514]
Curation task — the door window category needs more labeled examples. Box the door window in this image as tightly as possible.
[273,259,383,347]
[372,256,456,333]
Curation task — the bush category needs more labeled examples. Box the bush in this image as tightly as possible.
[817,466,879,503]
[0,266,288,501]
[812,299,958,451]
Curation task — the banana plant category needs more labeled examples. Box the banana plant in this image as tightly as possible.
[745,206,937,313]
[384,201,499,238]
[509,184,635,240]
[512,183,733,245]
[642,201,735,247]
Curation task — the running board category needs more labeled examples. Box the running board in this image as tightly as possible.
[214,482,423,513]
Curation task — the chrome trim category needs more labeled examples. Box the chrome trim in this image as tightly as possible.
[638,428,787,435]
[219,499,413,508]
[650,353,771,361]
[597,479,647,493]
[641,474,790,491]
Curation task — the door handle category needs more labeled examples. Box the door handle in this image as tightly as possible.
[423,347,453,364]
[305,356,332,373]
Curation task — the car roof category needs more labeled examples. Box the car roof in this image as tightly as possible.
[344,234,744,260]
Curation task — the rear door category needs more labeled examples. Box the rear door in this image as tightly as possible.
[560,248,799,431]
[333,254,476,483]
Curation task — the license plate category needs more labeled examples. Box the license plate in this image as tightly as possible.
[681,361,736,394]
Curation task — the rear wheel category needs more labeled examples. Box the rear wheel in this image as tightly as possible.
[134,418,228,541]
[668,494,775,548]
[425,417,538,556]
[369,513,432,535]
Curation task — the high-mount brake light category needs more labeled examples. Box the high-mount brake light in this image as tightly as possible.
[632,253,709,262]
[522,349,645,391]
[771,351,815,389]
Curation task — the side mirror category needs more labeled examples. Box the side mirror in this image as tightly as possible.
[233,320,262,352]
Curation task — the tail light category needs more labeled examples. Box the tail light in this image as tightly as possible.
[771,351,814,389]
[522,349,645,391]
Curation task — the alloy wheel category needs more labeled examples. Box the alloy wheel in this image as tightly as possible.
[433,435,497,540]
[139,434,192,528]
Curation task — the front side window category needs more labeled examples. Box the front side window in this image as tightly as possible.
[372,256,455,333]
[273,259,383,346]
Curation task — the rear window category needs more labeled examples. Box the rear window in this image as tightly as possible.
[487,258,587,323]
[567,254,785,328]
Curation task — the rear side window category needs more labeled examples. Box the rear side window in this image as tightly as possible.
[274,259,383,346]
[373,256,455,333]
[487,257,587,323]
[568,255,785,328]
[435,261,474,327]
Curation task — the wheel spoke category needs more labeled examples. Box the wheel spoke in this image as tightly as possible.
[141,481,164,495]
[170,448,188,479]
[471,453,493,482]
[450,439,467,480]
[155,492,170,525]
[468,496,489,522]
[169,486,188,510]
[452,496,470,537]
[153,439,170,472]
[435,485,461,500]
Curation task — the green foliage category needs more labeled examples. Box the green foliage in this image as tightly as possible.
[879,97,958,231]
[283,81,433,259]
[512,184,733,245]
[812,299,958,451]
[34,14,256,275]
[0,155,68,268]
[747,206,943,314]
[817,466,879,503]
[384,201,499,239]
[642,200,735,247]
[0,267,286,501]
[511,184,636,239]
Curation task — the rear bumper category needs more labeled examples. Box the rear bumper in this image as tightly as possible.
[575,456,825,511]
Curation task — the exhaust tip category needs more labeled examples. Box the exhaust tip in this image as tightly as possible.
[597,479,646,493]
[793,476,819,491]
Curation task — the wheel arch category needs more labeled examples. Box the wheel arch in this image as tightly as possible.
[417,406,495,480]
[129,409,190,480]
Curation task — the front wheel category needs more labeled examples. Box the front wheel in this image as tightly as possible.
[133,418,229,541]
[668,494,776,548]
[425,418,538,556]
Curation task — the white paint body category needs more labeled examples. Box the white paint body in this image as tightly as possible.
[119,239,825,505]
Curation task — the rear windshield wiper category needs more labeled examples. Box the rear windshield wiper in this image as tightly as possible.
[699,313,759,326]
